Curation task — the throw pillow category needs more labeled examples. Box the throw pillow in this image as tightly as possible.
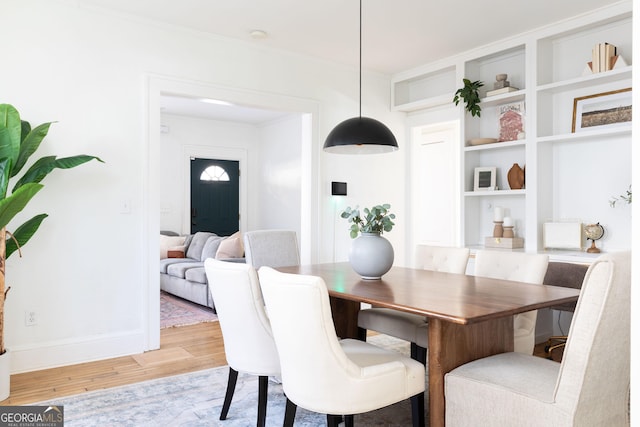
[216,231,244,259]
[160,235,186,259]
[200,235,225,261]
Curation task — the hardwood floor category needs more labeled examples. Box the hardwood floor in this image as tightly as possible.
[1,320,562,407]
[1,322,227,406]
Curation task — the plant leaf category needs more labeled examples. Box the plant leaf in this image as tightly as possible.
[0,104,21,168]
[0,182,44,229]
[12,154,103,192]
[12,122,52,178]
[5,213,48,258]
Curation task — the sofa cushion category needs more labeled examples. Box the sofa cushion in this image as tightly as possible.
[186,232,218,260]
[185,267,207,284]
[160,258,194,274]
[159,235,186,259]
[166,261,205,279]
[216,231,244,259]
[201,236,225,261]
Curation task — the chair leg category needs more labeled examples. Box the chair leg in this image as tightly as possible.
[410,391,425,427]
[357,327,367,341]
[283,398,297,427]
[220,367,238,420]
[344,414,354,427]
[326,414,342,427]
[410,343,428,365]
[257,376,268,427]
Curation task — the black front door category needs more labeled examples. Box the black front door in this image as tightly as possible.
[190,158,239,235]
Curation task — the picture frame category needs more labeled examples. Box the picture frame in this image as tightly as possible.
[572,88,632,132]
[474,167,497,191]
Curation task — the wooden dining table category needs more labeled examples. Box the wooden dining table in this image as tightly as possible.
[276,262,581,427]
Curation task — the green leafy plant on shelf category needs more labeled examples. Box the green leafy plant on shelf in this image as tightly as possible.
[340,204,396,239]
[0,103,103,356]
[453,78,484,117]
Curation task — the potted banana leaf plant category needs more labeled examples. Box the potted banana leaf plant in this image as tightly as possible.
[0,103,103,399]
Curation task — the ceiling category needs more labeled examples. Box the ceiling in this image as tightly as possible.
[78,0,621,122]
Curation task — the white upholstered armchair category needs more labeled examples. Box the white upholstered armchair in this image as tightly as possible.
[243,229,300,269]
[204,259,280,427]
[258,266,426,427]
[445,252,630,426]
[474,250,549,354]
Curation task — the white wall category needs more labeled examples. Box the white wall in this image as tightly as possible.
[255,115,303,234]
[1,0,402,372]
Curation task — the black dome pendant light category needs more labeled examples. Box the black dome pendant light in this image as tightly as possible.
[323,0,398,154]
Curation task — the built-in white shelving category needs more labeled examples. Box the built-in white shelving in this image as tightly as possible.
[392,1,632,254]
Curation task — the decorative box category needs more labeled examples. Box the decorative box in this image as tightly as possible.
[484,236,524,249]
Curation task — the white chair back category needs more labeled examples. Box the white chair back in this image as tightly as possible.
[415,245,470,273]
[258,267,354,412]
[258,267,425,417]
[204,258,280,376]
[474,250,549,354]
[243,230,300,269]
[555,252,630,425]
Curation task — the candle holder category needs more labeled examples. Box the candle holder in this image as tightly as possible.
[503,225,514,238]
[493,221,504,238]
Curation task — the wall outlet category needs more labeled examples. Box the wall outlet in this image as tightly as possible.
[25,311,37,326]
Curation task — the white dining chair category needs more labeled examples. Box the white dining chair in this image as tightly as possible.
[258,266,426,427]
[474,250,549,354]
[243,230,300,269]
[357,245,470,363]
[204,259,280,427]
[445,252,630,426]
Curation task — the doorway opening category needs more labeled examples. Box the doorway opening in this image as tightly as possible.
[146,75,320,351]
[408,121,461,262]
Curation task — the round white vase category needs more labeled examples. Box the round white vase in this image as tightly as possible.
[349,232,394,279]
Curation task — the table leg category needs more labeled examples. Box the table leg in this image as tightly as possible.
[427,316,514,427]
[329,296,360,339]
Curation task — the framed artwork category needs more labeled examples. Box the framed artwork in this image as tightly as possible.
[498,101,525,142]
[572,88,632,132]
[474,167,497,191]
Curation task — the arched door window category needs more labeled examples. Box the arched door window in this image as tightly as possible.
[200,165,230,182]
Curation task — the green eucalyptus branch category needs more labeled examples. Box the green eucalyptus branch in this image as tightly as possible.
[340,204,396,239]
[609,185,632,207]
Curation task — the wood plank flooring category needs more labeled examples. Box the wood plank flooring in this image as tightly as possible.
[1,320,561,407]
[2,322,227,406]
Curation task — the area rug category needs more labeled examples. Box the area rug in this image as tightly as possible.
[35,335,425,426]
[160,291,218,329]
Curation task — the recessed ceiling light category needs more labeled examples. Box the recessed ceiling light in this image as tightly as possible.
[250,30,268,40]
[199,98,233,106]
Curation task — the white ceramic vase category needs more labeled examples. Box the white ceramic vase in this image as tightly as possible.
[0,349,10,401]
[349,232,394,279]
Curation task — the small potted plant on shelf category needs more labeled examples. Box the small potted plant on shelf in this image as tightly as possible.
[453,78,484,117]
[340,204,395,280]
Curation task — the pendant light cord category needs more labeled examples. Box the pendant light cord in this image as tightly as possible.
[359,0,362,118]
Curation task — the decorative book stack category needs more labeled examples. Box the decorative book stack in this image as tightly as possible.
[590,42,619,73]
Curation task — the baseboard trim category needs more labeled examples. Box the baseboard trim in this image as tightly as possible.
[9,330,146,374]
